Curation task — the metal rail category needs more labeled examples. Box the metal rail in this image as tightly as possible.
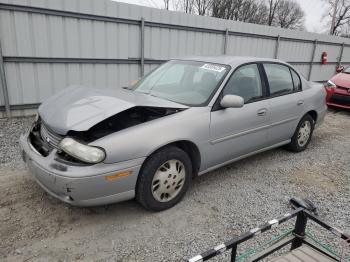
[2,56,346,66]
[2,57,166,64]
[187,208,350,262]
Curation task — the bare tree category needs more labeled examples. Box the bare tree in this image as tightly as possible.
[168,0,305,30]
[239,0,268,24]
[212,0,248,20]
[212,0,235,20]
[163,0,170,10]
[274,0,304,29]
[327,0,350,35]
[212,0,267,24]
[194,0,213,15]
[267,0,281,26]
[172,0,195,13]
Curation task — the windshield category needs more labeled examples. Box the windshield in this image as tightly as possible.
[344,66,350,73]
[132,60,230,106]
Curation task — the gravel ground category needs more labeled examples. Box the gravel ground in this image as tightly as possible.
[0,109,349,261]
[0,117,34,170]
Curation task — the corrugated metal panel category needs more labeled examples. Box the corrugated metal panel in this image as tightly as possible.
[342,46,350,61]
[227,36,276,58]
[145,28,224,59]
[292,64,310,79]
[314,44,341,62]
[0,10,140,59]
[279,41,314,62]
[0,0,349,113]
[310,64,338,81]
[2,0,350,44]
[4,63,139,105]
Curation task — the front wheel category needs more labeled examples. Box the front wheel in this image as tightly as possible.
[286,114,315,152]
[136,146,192,211]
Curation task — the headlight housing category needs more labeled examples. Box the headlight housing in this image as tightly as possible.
[59,138,106,164]
[325,80,336,88]
[34,113,39,122]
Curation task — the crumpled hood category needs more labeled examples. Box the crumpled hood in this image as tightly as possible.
[331,73,350,88]
[39,86,188,135]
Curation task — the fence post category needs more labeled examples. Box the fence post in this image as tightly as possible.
[0,40,10,118]
[338,42,344,67]
[274,35,280,59]
[308,39,317,81]
[291,211,308,250]
[140,17,145,77]
[223,28,229,54]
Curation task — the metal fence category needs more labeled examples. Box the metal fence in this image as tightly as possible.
[0,0,350,117]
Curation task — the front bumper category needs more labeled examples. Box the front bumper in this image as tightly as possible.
[20,132,145,206]
[326,87,350,109]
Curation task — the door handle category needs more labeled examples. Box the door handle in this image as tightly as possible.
[297,100,304,106]
[257,109,267,116]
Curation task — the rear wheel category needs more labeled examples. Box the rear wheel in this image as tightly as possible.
[286,114,314,152]
[136,146,192,211]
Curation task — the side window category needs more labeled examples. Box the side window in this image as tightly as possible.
[264,64,294,96]
[290,69,302,91]
[222,64,263,103]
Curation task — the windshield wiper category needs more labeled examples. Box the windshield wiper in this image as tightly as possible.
[122,86,134,90]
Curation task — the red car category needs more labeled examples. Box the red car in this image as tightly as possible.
[325,66,350,109]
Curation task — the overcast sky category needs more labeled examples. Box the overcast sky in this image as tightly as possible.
[114,0,331,33]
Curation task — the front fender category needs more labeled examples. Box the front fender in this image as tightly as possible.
[90,107,211,164]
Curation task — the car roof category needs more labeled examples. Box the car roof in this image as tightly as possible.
[172,55,286,67]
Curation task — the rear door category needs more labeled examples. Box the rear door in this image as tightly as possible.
[207,63,270,168]
[262,63,304,144]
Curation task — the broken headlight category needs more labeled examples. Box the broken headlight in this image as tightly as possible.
[59,138,106,164]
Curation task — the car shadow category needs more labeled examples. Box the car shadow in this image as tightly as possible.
[327,106,350,115]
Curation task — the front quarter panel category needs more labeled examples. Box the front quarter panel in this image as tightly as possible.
[90,107,211,166]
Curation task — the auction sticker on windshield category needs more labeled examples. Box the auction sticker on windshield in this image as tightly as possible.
[201,64,226,72]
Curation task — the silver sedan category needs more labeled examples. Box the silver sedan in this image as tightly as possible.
[20,56,327,211]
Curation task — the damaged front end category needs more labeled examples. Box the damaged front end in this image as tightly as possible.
[66,106,184,143]
[29,105,184,165]
[21,121,145,205]
[20,87,189,205]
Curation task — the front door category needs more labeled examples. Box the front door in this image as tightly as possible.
[207,63,270,168]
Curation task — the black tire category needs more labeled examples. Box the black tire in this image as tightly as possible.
[286,114,315,152]
[136,146,192,211]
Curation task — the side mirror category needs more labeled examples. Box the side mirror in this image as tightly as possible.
[220,94,244,108]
